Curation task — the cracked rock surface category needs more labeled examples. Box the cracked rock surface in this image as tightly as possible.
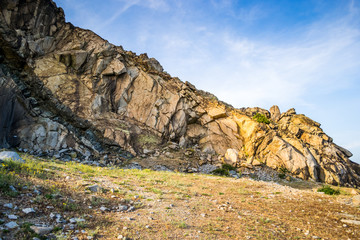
[0,0,359,187]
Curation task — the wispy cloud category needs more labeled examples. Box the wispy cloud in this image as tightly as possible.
[159,3,360,109]
[99,0,169,30]
[210,0,266,23]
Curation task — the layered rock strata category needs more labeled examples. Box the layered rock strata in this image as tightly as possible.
[0,0,359,187]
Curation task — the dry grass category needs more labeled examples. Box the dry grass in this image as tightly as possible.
[0,154,359,239]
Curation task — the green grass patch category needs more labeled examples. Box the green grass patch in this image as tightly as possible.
[221,164,237,171]
[252,113,270,124]
[317,185,340,195]
[211,168,229,176]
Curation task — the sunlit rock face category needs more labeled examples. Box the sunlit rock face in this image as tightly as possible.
[1,0,359,187]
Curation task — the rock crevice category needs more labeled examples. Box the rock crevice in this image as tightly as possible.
[0,0,359,187]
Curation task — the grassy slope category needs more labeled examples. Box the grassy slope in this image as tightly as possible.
[0,154,359,239]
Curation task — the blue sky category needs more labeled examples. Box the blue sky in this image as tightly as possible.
[54,0,360,163]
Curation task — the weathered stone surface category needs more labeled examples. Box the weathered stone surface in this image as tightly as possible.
[270,105,281,122]
[224,149,239,166]
[0,0,359,187]
[352,195,360,207]
[207,107,227,119]
[87,185,102,193]
[0,151,24,163]
[5,221,18,229]
[340,219,360,225]
[30,226,54,236]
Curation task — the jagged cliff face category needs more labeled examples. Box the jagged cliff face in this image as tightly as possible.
[1,0,359,187]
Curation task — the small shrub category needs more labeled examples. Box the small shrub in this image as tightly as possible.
[278,166,289,179]
[221,164,237,171]
[150,188,163,195]
[252,113,270,124]
[317,185,340,195]
[16,222,45,240]
[211,168,229,176]
[177,222,188,229]
[278,173,286,179]
[0,168,21,197]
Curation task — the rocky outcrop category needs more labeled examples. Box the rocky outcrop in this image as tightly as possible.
[0,0,359,187]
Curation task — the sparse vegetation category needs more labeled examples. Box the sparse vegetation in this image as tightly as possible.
[211,164,238,176]
[278,166,289,179]
[252,113,270,124]
[211,168,230,176]
[317,185,340,195]
[138,134,159,144]
[0,153,357,239]
[221,163,237,171]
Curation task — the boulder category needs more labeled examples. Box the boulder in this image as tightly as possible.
[0,151,24,163]
[207,107,227,119]
[269,105,281,122]
[224,149,239,166]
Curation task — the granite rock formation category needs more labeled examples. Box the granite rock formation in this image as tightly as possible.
[0,0,359,187]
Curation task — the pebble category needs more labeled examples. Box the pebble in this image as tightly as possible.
[9,186,17,192]
[87,185,102,193]
[34,189,41,195]
[7,215,18,220]
[100,206,108,211]
[22,208,35,214]
[5,221,19,229]
[30,226,54,235]
[127,206,135,212]
[70,218,85,223]
[118,205,128,211]
[4,203,13,209]
[341,219,360,225]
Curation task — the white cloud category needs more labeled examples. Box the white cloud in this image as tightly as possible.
[159,7,360,108]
